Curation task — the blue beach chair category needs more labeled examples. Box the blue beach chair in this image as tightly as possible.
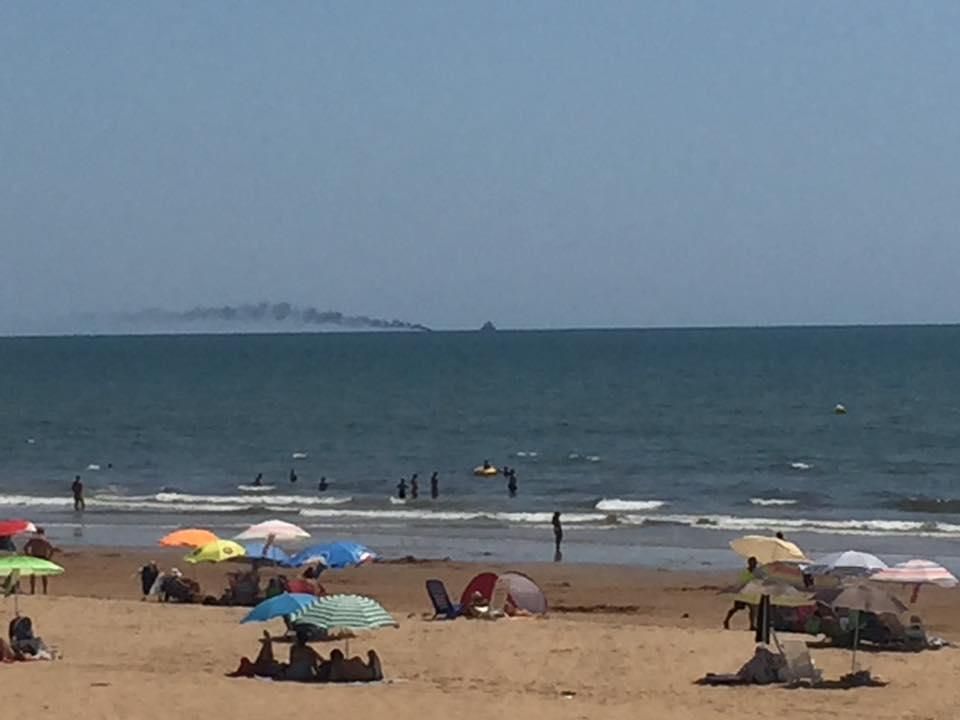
[426,579,462,620]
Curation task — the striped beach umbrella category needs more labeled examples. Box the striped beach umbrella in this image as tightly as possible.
[291,594,397,632]
[871,559,958,589]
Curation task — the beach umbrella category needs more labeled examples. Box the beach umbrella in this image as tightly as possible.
[290,541,376,569]
[0,556,64,577]
[236,541,293,566]
[0,556,64,613]
[159,528,219,549]
[730,535,809,565]
[0,520,37,537]
[870,559,958,602]
[185,539,246,564]
[832,582,908,673]
[291,594,397,655]
[871,559,958,588]
[241,593,319,624]
[756,561,807,588]
[292,594,396,631]
[235,520,310,547]
[806,550,887,578]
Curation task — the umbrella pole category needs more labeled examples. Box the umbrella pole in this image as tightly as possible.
[851,614,860,674]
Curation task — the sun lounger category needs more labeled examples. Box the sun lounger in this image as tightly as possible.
[779,640,822,686]
[426,579,462,620]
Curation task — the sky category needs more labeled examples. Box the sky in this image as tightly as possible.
[2,1,959,331]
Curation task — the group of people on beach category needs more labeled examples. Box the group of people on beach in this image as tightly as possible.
[232,628,383,683]
[396,472,441,500]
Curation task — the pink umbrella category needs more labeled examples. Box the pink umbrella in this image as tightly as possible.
[871,559,958,602]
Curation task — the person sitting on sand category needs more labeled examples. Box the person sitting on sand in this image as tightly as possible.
[327,648,383,682]
[231,630,285,679]
[504,597,533,618]
[723,556,758,630]
[138,561,160,600]
[464,591,497,620]
[8,616,50,659]
[280,628,325,682]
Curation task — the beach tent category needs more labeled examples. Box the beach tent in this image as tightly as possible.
[459,571,548,615]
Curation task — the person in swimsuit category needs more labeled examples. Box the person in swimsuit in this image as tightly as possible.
[552,512,563,562]
[430,472,439,499]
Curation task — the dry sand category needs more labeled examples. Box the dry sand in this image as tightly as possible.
[2,548,959,719]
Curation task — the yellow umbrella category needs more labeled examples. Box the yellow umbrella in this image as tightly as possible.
[159,528,220,549]
[732,579,814,607]
[185,539,246,564]
[730,535,809,565]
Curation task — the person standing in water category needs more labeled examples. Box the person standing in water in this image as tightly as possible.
[397,478,407,500]
[318,476,328,492]
[507,469,518,498]
[552,512,563,562]
[253,473,263,487]
[289,468,298,484]
[430,472,439,499]
[71,475,85,511]
[410,474,419,500]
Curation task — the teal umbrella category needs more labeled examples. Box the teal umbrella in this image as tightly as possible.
[291,594,396,654]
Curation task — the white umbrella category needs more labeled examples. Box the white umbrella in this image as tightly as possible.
[806,550,887,578]
[235,519,310,552]
[832,583,908,673]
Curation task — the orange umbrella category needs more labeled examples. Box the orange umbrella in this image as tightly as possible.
[159,528,219,549]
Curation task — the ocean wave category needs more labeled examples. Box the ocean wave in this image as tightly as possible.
[749,498,798,507]
[515,451,538,458]
[299,508,607,525]
[620,512,960,537]
[595,499,666,512]
[292,452,308,459]
[887,497,960,514]
[95,493,352,507]
[789,462,812,471]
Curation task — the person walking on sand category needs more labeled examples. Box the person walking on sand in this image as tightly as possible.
[410,474,419,500]
[397,478,407,500]
[71,475,85,511]
[24,528,57,594]
[430,472,439,499]
[552,512,563,562]
[723,556,759,630]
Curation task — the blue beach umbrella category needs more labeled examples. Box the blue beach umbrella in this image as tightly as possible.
[290,541,376,569]
[241,592,320,624]
[236,541,293,566]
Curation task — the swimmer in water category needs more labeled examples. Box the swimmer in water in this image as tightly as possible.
[253,473,263,487]
[289,468,298,484]
[430,472,439,499]
[397,478,407,500]
[318,476,328,492]
[410,474,419,499]
[482,460,491,471]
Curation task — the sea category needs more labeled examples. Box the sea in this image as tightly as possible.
[3,326,960,570]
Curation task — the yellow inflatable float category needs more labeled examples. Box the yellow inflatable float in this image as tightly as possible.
[473,466,499,477]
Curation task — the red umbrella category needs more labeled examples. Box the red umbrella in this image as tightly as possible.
[0,519,36,536]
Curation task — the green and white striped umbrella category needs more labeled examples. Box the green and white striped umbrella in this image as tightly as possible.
[291,594,397,631]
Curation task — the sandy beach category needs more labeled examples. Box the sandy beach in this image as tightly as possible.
[0,549,957,719]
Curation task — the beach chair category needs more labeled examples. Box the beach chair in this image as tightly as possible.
[780,640,822,685]
[426,579,462,619]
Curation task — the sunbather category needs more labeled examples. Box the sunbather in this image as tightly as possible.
[327,648,383,682]
[8,616,50,659]
[280,628,325,682]
[504,598,533,617]
[230,630,285,679]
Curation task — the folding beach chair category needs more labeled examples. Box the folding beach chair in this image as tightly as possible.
[426,579,462,619]
[780,640,823,685]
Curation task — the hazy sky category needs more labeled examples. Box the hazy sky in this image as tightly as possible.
[2,2,959,331]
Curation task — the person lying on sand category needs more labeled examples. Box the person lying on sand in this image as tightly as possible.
[8,616,52,660]
[230,631,286,679]
[280,628,325,682]
[327,648,383,682]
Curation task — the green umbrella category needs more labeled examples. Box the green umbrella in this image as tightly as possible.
[0,556,64,613]
[0,556,64,576]
[291,594,397,654]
